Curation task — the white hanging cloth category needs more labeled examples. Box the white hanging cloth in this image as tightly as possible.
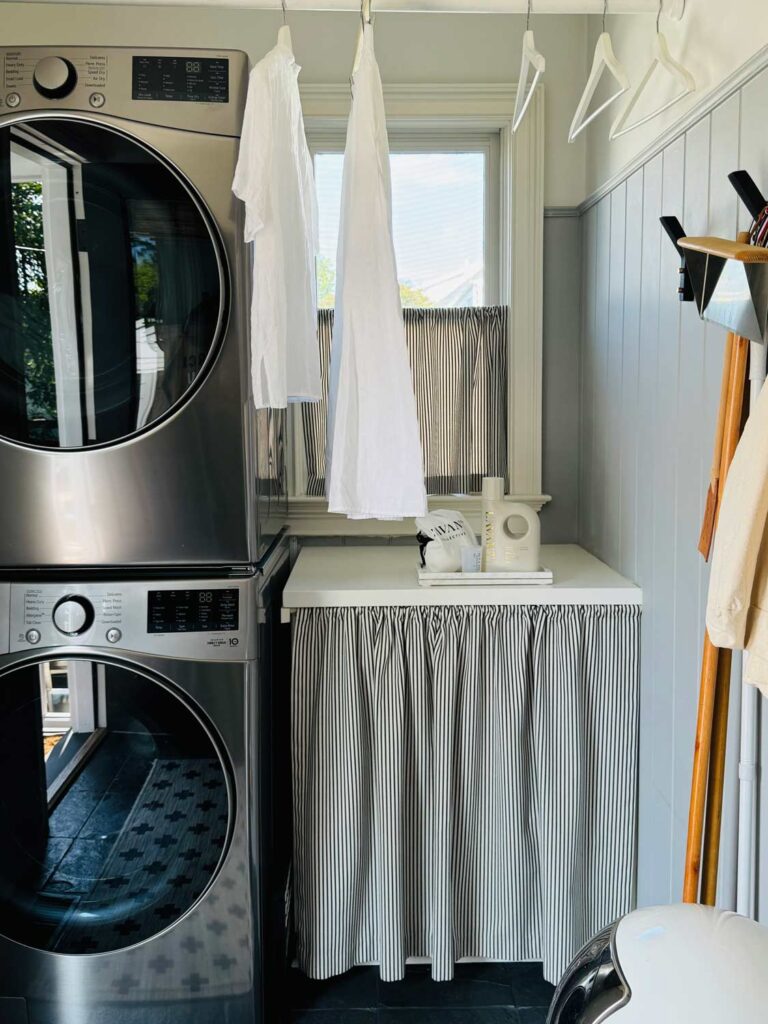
[326,21,427,520]
[232,25,321,409]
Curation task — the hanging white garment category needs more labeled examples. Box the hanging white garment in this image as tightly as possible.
[326,23,427,520]
[232,26,321,409]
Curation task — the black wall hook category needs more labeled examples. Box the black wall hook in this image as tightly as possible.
[660,215,694,302]
[728,170,767,222]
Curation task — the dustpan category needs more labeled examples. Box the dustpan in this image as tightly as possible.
[678,236,768,345]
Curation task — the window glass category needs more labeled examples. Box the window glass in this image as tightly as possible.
[315,150,486,308]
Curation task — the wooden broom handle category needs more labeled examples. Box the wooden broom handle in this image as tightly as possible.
[709,333,734,486]
[683,333,749,903]
[698,334,749,904]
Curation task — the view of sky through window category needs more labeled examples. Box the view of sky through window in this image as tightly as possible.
[315,151,485,309]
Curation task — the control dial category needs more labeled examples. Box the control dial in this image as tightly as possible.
[33,56,78,99]
[53,595,95,636]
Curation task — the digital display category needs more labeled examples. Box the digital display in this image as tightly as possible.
[147,589,239,633]
[132,56,229,103]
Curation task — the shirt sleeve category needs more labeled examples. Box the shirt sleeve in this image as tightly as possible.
[232,61,272,241]
[706,377,768,649]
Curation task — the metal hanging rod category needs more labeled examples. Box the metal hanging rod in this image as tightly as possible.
[3,0,686,14]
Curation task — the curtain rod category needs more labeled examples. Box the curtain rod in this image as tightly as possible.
[2,0,686,15]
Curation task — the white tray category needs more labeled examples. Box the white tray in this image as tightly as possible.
[417,566,554,587]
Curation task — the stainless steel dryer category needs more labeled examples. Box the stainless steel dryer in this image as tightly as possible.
[0,47,285,571]
[0,544,290,1024]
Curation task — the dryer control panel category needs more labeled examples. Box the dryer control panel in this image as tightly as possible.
[3,578,253,661]
[0,46,247,137]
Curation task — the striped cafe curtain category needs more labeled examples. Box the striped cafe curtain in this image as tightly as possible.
[302,307,508,496]
[291,604,640,986]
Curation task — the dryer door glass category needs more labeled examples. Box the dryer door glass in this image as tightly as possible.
[0,659,232,954]
[0,118,225,449]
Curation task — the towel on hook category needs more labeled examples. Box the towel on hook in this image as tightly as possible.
[325,21,428,521]
[232,26,321,409]
[707,376,768,697]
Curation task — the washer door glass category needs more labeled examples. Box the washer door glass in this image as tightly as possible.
[0,659,231,954]
[0,118,225,449]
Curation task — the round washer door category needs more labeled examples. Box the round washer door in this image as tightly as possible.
[0,658,232,954]
[0,117,226,449]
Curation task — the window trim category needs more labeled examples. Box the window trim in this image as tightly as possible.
[288,82,548,536]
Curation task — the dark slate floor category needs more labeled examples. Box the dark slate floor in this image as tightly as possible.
[289,962,555,1023]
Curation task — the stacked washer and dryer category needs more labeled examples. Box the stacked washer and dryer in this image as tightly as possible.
[0,47,290,1024]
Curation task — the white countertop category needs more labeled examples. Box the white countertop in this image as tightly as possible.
[282,544,642,615]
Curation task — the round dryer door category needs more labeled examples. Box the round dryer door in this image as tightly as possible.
[0,658,232,954]
[0,117,226,449]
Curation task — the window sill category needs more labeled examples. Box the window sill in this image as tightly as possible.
[287,494,551,537]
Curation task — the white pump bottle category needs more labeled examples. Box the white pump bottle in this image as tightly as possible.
[481,477,541,572]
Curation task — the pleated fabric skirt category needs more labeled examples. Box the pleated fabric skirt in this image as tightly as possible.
[291,604,640,985]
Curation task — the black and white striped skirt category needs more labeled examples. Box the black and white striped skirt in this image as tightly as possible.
[291,603,640,985]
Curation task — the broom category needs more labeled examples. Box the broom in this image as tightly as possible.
[697,331,734,561]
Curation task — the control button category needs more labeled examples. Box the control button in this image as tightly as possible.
[25,629,41,644]
[106,628,122,644]
[52,595,95,636]
[33,56,78,99]
[89,92,105,108]
[6,93,20,108]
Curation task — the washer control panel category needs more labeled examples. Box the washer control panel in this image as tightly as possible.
[4,579,252,660]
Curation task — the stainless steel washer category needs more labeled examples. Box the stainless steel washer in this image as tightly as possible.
[0,544,289,1024]
[0,47,285,571]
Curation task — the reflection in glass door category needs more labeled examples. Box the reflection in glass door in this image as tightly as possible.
[0,661,230,954]
[0,118,224,449]
[41,660,102,804]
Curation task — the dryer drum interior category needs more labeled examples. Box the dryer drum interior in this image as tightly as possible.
[0,657,233,954]
[0,116,227,450]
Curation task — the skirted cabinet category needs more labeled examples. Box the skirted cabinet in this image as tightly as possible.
[282,545,642,986]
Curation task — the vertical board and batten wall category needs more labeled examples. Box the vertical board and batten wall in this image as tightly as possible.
[579,63,768,917]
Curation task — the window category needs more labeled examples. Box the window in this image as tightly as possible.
[289,84,545,534]
[315,147,491,308]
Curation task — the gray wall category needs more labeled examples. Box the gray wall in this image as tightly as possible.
[579,62,768,913]
[541,211,581,543]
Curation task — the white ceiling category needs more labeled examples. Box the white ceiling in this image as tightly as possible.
[1,0,685,14]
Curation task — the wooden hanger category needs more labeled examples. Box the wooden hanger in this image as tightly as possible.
[568,3,629,143]
[512,1,545,134]
[610,3,694,140]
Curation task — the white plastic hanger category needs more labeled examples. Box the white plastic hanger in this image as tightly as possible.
[568,1,629,143]
[610,1,694,139]
[512,1,545,134]
[278,0,293,52]
[352,0,372,76]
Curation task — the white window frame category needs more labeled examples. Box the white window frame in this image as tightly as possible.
[288,82,547,536]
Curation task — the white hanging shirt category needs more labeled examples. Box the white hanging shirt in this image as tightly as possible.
[326,23,428,520]
[232,27,321,409]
